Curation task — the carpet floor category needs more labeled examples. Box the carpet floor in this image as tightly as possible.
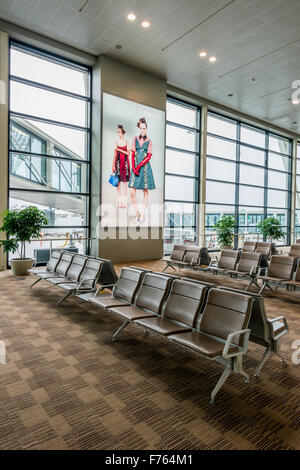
[0,260,299,450]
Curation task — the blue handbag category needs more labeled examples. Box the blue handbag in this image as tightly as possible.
[109,172,119,187]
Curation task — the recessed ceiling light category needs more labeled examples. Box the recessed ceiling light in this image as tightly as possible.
[141,20,150,28]
[199,51,207,57]
[228,93,233,97]
[127,12,136,21]
[292,98,299,105]
[209,56,216,63]
[115,45,122,50]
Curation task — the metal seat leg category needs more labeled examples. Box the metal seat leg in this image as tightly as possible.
[210,365,231,404]
[112,320,130,342]
[29,277,41,289]
[57,291,72,307]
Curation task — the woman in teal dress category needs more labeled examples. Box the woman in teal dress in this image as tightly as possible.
[129,117,155,223]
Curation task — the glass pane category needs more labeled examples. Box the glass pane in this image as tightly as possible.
[205,204,235,227]
[207,135,236,160]
[268,170,289,190]
[296,192,300,209]
[11,47,89,96]
[11,118,88,160]
[206,181,235,204]
[297,176,300,192]
[9,190,87,226]
[207,114,237,139]
[269,134,290,155]
[206,158,236,182]
[266,210,287,227]
[165,149,197,176]
[296,210,300,225]
[166,101,197,128]
[239,186,264,206]
[268,190,289,208]
[240,145,265,166]
[164,227,197,253]
[165,202,196,228]
[268,152,290,172]
[241,125,265,148]
[240,164,264,186]
[8,228,88,263]
[165,175,197,202]
[297,158,300,175]
[166,124,196,152]
[10,153,87,193]
[10,81,87,127]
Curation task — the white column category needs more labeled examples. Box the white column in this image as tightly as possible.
[290,138,297,245]
[199,106,208,247]
[0,31,9,271]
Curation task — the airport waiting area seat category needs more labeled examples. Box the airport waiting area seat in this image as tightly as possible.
[257,255,296,295]
[208,249,240,274]
[280,259,300,291]
[227,252,262,291]
[162,245,211,272]
[219,287,289,376]
[30,251,74,287]
[241,241,257,252]
[288,244,300,258]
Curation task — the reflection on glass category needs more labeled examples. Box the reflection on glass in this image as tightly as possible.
[164,228,197,254]
[269,134,290,155]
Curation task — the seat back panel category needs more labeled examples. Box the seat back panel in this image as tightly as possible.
[163,279,207,327]
[113,268,144,303]
[66,255,86,281]
[268,256,295,280]
[200,289,253,346]
[219,250,239,270]
[56,253,74,276]
[242,241,257,252]
[170,245,186,261]
[80,259,103,288]
[135,273,171,314]
[47,251,62,272]
[256,242,271,256]
[237,252,261,273]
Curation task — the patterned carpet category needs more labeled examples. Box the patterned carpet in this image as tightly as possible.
[0,260,299,450]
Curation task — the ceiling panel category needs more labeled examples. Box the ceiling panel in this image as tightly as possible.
[1,0,300,135]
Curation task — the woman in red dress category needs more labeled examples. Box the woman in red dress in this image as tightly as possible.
[112,124,130,208]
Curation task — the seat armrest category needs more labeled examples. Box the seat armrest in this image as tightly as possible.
[222,329,251,359]
[258,266,268,276]
[268,316,289,338]
[93,282,117,297]
[249,266,258,276]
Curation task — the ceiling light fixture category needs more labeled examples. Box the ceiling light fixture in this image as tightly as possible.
[141,20,150,28]
[292,98,299,105]
[127,12,136,21]
[209,56,216,63]
[199,51,207,57]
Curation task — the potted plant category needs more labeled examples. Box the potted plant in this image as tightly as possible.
[257,217,285,244]
[214,215,236,249]
[0,206,48,276]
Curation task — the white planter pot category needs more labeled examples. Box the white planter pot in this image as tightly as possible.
[10,258,34,276]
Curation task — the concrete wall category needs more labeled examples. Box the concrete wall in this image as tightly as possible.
[93,55,167,262]
[0,31,8,270]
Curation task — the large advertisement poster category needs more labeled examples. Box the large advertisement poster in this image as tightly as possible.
[101,93,165,227]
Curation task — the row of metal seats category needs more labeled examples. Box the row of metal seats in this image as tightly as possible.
[29,250,117,306]
[241,241,276,256]
[161,245,211,271]
[72,267,288,404]
[164,244,300,296]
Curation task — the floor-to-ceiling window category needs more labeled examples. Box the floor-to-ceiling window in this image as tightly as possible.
[296,143,300,239]
[206,112,292,249]
[164,98,200,253]
[8,41,91,261]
